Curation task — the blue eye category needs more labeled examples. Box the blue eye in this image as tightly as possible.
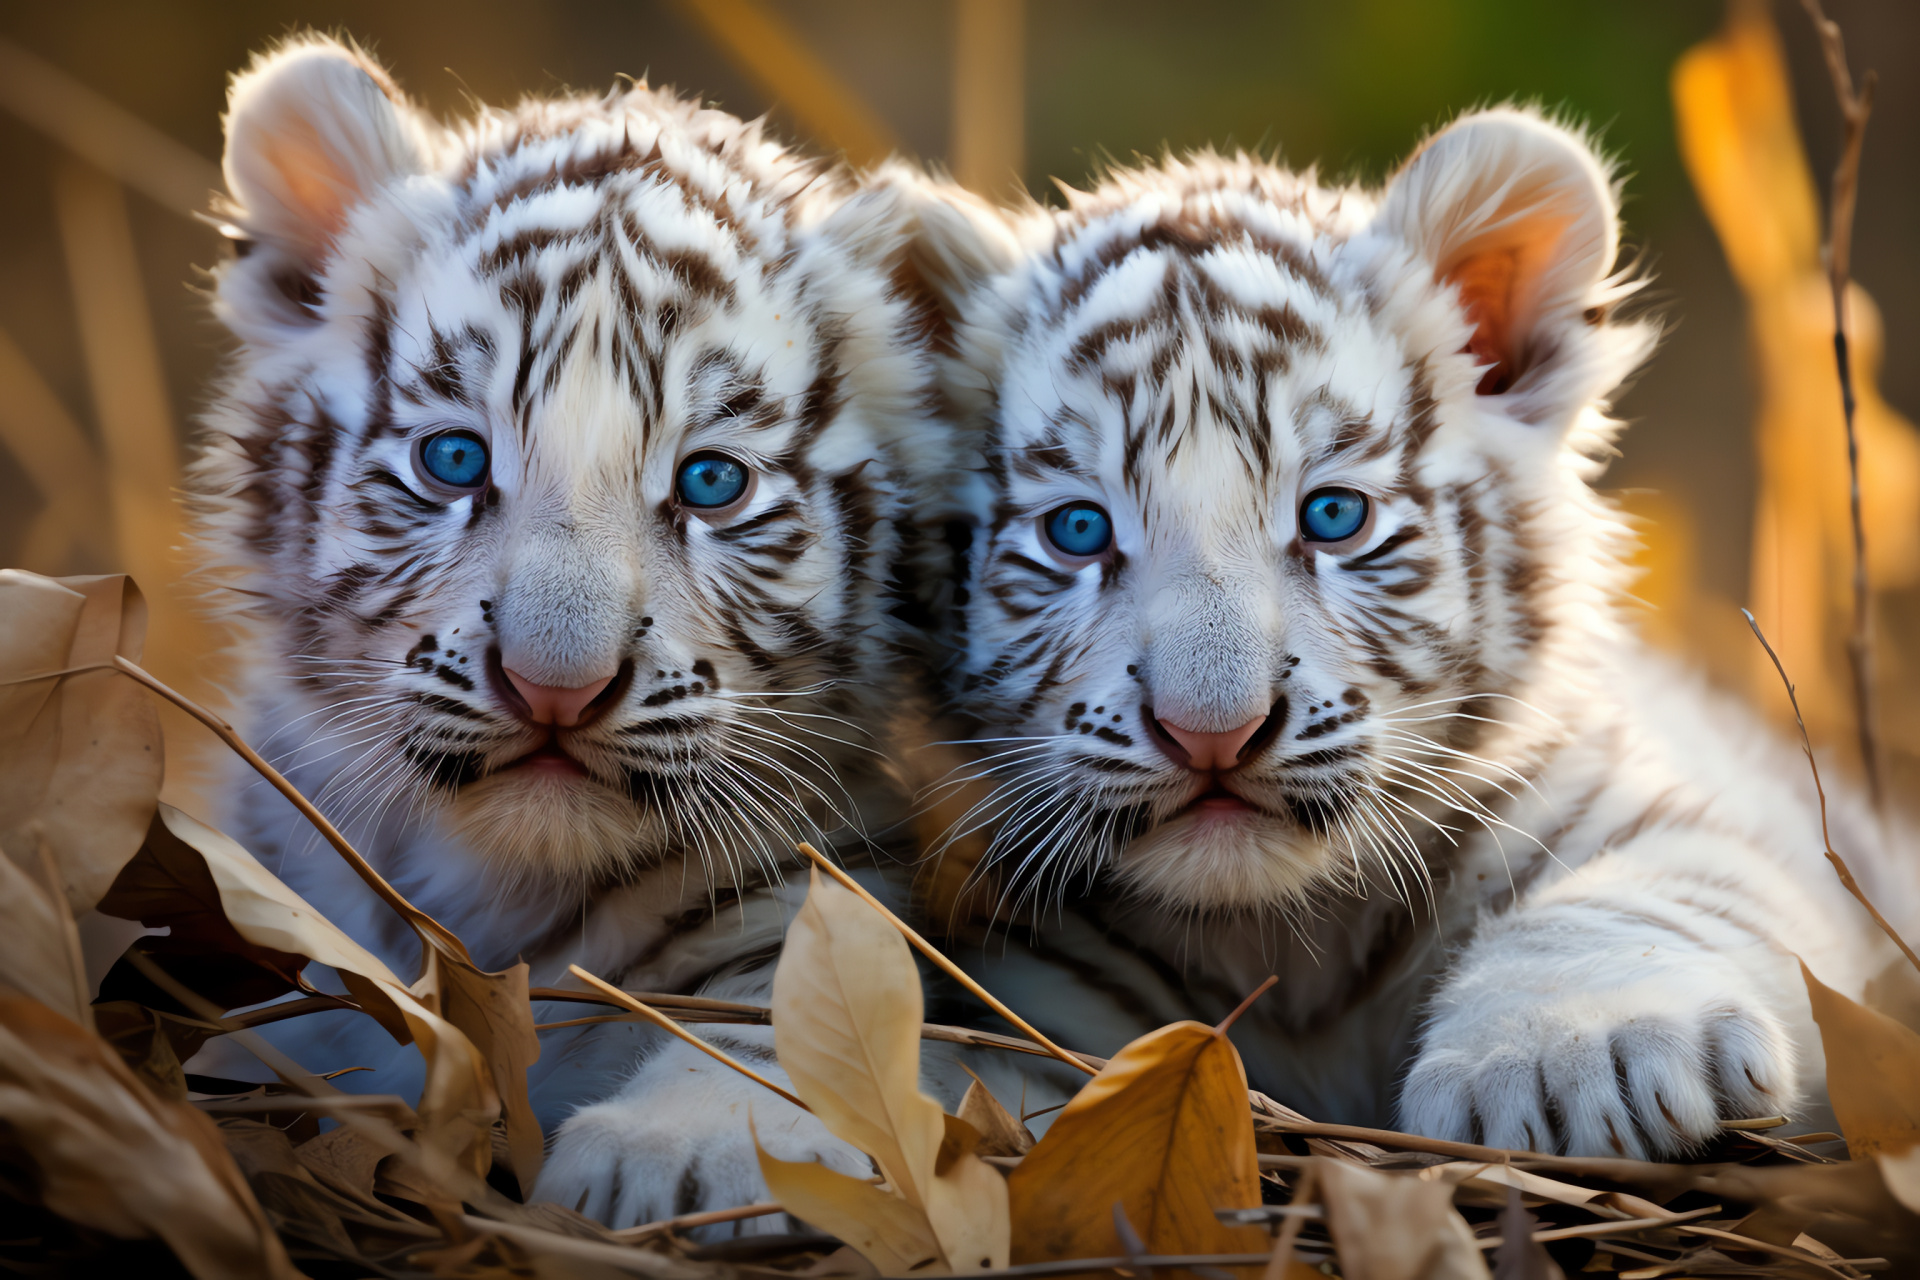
[1300,487,1370,544]
[676,452,750,509]
[417,431,489,490]
[1043,502,1113,559]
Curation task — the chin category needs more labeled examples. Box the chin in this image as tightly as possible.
[1114,803,1332,912]
[440,765,661,884]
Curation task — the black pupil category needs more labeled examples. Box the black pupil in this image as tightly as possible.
[1069,512,1094,533]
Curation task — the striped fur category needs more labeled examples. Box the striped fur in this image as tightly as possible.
[189,37,955,1228]
[901,111,1920,1159]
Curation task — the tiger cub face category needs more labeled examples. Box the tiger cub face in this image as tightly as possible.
[195,38,946,884]
[911,111,1656,912]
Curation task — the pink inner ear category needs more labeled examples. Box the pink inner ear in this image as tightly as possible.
[1450,247,1523,395]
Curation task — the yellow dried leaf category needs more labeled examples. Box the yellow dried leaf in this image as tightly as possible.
[0,989,299,1279]
[757,1137,944,1274]
[1317,1160,1490,1280]
[0,571,160,912]
[114,804,498,1170]
[1802,960,1920,1159]
[1007,1021,1267,1268]
[771,867,1008,1272]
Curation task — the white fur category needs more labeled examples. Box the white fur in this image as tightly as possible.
[900,109,1920,1157]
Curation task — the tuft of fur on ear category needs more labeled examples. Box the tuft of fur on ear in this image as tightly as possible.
[851,162,1025,355]
[218,35,437,326]
[1376,107,1628,419]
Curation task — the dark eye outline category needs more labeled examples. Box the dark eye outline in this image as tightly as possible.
[411,429,491,498]
[1298,486,1373,549]
[674,450,756,518]
[1039,501,1114,564]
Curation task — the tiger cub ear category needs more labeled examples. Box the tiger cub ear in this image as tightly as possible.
[1374,107,1624,421]
[219,36,437,325]
[843,163,1026,355]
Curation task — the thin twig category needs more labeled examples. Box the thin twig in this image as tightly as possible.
[1263,1163,1316,1280]
[795,843,1098,1076]
[1799,0,1881,808]
[528,986,1113,1065]
[612,1200,785,1241]
[1744,611,1920,976]
[1474,1204,1721,1251]
[566,965,809,1111]
[112,655,470,962]
[878,1252,1316,1280]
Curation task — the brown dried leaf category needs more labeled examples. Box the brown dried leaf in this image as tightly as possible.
[1317,1159,1490,1280]
[114,803,498,1170]
[415,945,544,1193]
[771,867,1008,1273]
[297,1124,387,1201]
[956,1077,1033,1157]
[0,829,93,1024]
[0,571,160,912]
[0,988,299,1279]
[1006,1021,1267,1268]
[1801,960,1920,1158]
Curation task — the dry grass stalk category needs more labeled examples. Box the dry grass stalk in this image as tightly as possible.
[565,964,809,1110]
[1798,0,1881,807]
[1744,610,1920,977]
[795,842,1097,1077]
[109,654,471,961]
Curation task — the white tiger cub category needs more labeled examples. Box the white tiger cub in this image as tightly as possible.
[894,110,1920,1158]
[190,36,944,1226]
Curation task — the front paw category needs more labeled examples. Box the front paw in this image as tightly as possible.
[532,1039,870,1234]
[1398,956,1798,1158]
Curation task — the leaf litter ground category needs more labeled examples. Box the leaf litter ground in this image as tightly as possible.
[2,566,1918,1280]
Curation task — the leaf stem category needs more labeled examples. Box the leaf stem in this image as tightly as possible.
[1743,611,1920,977]
[796,843,1098,1076]
[565,965,809,1110]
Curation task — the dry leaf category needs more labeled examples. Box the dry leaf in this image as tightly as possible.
[1006,1021,1267,1267]
[758,1136,945,1273]
[1801,961,1920,1159]
[414,945,544,1193]
[1876,1146,1920,1216]
[956,1077,1033,1157]
[1317,1159,1491,1280]
[104,803,498,1169]
[0,571,161,912]
[770,867,1009,1272]
[0,988,299,1279]
[0,829,93,1024]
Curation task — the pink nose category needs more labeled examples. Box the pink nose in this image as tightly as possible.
[1153,712,1268,772]
[501,667,614,727]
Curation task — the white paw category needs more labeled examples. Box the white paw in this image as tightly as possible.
[532,1037,871,1235]
[1398,949,1798,1158]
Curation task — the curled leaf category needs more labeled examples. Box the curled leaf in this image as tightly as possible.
[101,803,498,1170]
[0,571,160,912]
[1317,1159,1490,1280]
[0,989,300,1279]
[1802,960,1920,1159]
[1006,1021,1267,1268]
[771,867,1009,1272]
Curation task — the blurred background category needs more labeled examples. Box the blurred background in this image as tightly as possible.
[0,0,1915,811]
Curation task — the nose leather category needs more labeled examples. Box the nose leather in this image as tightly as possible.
[1156,713,1267,771]
[502,667,614,727]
